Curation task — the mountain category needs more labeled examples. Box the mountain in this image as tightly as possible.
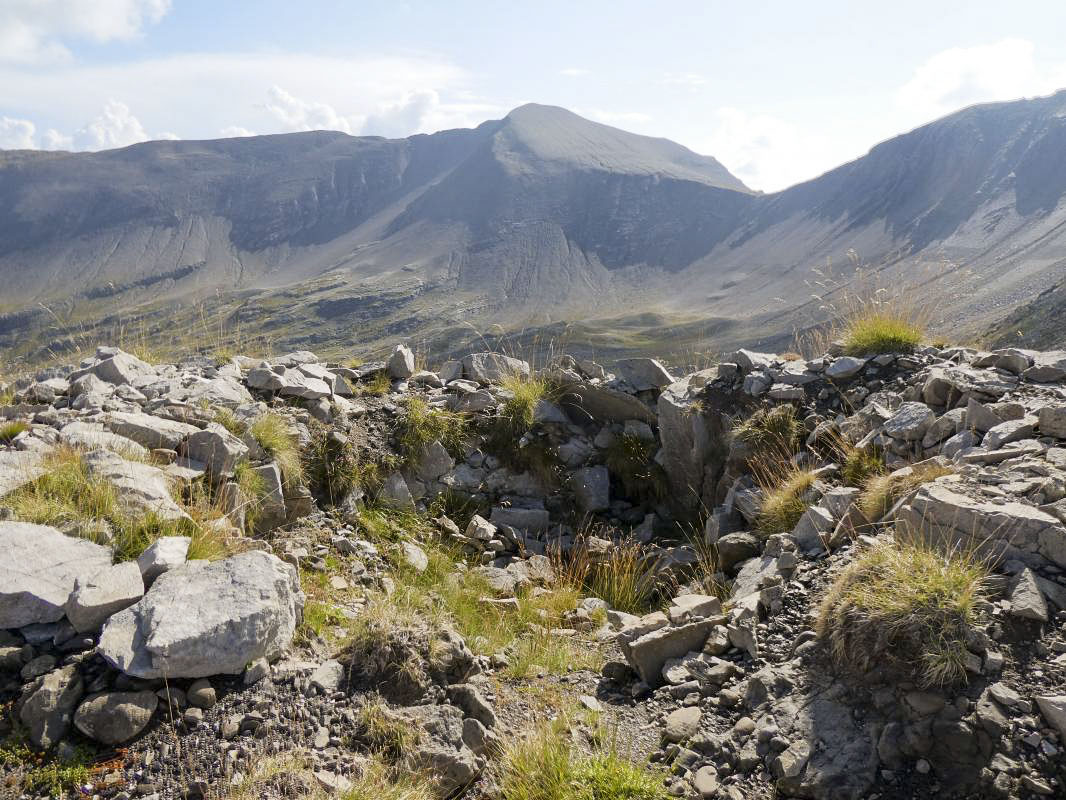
[2,94,1066,363]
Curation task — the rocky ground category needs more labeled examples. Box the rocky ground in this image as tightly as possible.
[1,341,1066,800]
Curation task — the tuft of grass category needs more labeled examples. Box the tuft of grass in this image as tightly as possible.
[212,407,246,436]
[842,309,924,356]
[297,600,349,645]
[303,422,360,504]
[249,412,304,487]
[556,534,660,615]
[111,513,202,563]
[841,445,886,488]
[233,458,267,533]
[350,533,601,680]
[356,699,421,758]
[0,384,15,406]
[604,434,668,503]
[816,535,987,687]
[755,466,816,536]
[355,370,393,398]
[0,420,29,444]
[858,461,954,521]
[222,752,434,800]
[499,374,552,438]
[733,405,802,460]
[6,447,119,537]
[499,716,670,800]
[397,395,469,463]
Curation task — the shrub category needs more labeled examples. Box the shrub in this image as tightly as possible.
[499,717,670,800]
[816,536,987,687]
[397,396,469,463]
[842,309,923,356]
[858,461,953,521]
[755,467,816,536]
[0,420,28,445]
[733,405,802,460]
[249,412,304,486]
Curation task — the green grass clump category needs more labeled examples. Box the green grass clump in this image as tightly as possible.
[303,422,360,504]
[355,370,393,398]
[397,396,469,463]
[0,384,15,406]
[111,512,203,563]
[499,717,670,800]
[733,405,802,460]
[755,467,816,536]
[0,733,94,798]
[841,445,886,488]
[0,420,28,444]
[297,600,349,645]
[356,700,421,759]
[842,310,923,356]
[351,536,602,680]
[499,374,552,437]
[816,535,987,687]
[604,434,668,502]
[233,458,267,533]
[6,447,119,535]
[557,536,659,615]
[250,412,304,486]
[212,407,246,436]
[858,461,954,521]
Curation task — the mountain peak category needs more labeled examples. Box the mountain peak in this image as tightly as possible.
[496,103,751,193]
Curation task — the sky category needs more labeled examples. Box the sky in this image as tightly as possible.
[2,1,1066,192]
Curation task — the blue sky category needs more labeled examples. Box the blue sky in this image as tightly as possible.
[2,0,1066,190]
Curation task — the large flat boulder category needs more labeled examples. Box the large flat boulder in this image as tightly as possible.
[462,353,530,384]
[59,421,147,459]
[181,423,249,480]
[99,551,304,678]
[0,522,113,629]
[65,562,144,633]
[104,412,199,450]
[84,449,188,521]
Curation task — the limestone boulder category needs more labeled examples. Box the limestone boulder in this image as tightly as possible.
[65,561,144,633]
[462,352,530,384]
[74,691,157,744]
[0,522,112,629]
[99,550,304,679]
[84,448,188,520]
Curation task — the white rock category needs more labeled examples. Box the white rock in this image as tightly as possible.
[136,536,191,584]
[462,352,530,384]
[65,562,144,633]
[84,448,188,520]
[181,423,249,480]
[99,550,304,679]
[387,345,416,379]
[0,522,112,628]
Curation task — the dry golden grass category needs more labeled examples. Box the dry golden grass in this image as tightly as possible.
[754,465,816,537]
[817,534,987,687]
[858,461,954,521]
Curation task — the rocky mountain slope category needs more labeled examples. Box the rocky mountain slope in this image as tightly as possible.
[3,93,1066,364]
[3,336,1066,799]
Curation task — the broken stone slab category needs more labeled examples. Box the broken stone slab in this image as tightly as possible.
[462,352,530,384]
[181,422,249,480]
[136,536,190,584]
[731,349,777,373]
[983,417,1037,450]
[0,522,113,629]
[490,506,550,532]
[1035,695,1066,740]
[1022,351,1066,383]
[277,369,331,400]
[825,356,867,380]
[658,374,716,511]
[70,349,156,387]
[791,505,835,551]
[618,616,717,685]
[614,358,675,391]
[668,594,722,623]
[414,440,455,483]
[903,483,1066,569]
[1009,568,1048,622]
[309,659,345,692]
[84,448,189,520]
[59,421,148,459]
[883,401,935,441]
[1038,405,1066,439]
[104,411,199,450]
[65,561,144,633]
[386,345,416,379]
[73,690,157,744]
[560,380,656,425]
[99,550,304,679]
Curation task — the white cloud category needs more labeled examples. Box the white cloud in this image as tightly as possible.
[661,72,708,90]
[0,0,170,64]
[0,52,483,150]
[42,128,72,149]
[0,116,37,149]
[559,67,589,77]
[220,126,256,138]
[896,38,1066,123]
[263,85,353,134]
[72,99,149,149]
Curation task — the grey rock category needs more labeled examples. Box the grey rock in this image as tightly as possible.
[883,402,935,441]
[984,417,1037,450]
[310,659,345,692]
[615,358,675,391]
[447,683,498,728]
[387,345,416,379]
[136,536,190,584]
[75,349,156,386]
[791,505,834,551]
[65,561,144,633]
[397,703,481,794]
[825,356,867,379]
[658,373,715,511]
[99,550,304,678]
[1038,405,1066,439]
[19,664,84,749]
[74,691,157,744]
[1035,695,1066,740]
[692,765,719,799]
[186,679,216,709]
[715,532,761,572]
[84,448,188,520]
[663,706,701,742]
[0,449,46,499]
[415,440,455,482]
[104,411,199,450]
[380,472,415,511]
[59,421,147,459]
[252,462,287,532]
[1009,568,1048,621]
[571,465,610,513]
[462,352,530,384]
[181,423,249,480]
[618,615,716,685]
[0,522,112,628]
[400,541,429,573]
[490,506,550,532]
